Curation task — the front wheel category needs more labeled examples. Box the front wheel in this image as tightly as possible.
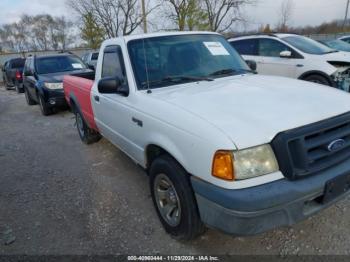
[303,74,332,86]
[75,110,101,144]
[150,155,205,240]
[24,87,36,105]
[38,95,53,116]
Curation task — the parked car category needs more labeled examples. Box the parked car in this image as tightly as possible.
[229,33,350,91]
[64,31,350,240]
[1,57,26,93]
[23,53,93,116]
[319,39,350,53]
[339,35,350,44]
[82,51,99,69]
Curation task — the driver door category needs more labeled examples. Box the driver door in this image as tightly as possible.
[92,45,139,161]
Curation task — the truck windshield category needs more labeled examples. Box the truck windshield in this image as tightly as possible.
[36,55,87,75]
[128,34,250,90]
[283,35,336,55]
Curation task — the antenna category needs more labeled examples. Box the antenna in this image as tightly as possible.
[142,38,152,94]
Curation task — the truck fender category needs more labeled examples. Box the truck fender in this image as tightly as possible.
[145,134,190,173]
[69,93,91,128]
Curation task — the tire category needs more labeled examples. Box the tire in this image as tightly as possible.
[75,110,101,144]
[15,81,24,94]
[38,95,53,116]
[303,74,331,86]
[150,155,206,240]
[4,79,11,90]
[24,87,36,105]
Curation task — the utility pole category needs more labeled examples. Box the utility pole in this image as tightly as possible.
[344,0,350,29]
[141,0,148,33]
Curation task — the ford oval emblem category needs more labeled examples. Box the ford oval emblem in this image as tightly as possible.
[327,139,346,152]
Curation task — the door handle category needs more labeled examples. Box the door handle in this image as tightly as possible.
[94,95,100,102]
[132,117,143,127]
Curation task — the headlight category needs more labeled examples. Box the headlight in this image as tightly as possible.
[44,82,63,90]
[212,145,279,181]
[234,144,279,180]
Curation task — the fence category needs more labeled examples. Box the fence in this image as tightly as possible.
[0,48,94,82]
[307,32,350,41]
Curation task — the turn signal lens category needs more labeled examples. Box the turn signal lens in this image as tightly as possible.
[212,151,234,181]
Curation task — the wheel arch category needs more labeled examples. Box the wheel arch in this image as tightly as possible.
[145,143,188,174]
[298,70,336,87]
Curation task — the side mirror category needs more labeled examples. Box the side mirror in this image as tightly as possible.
[245,60,257,71]
[280,50,292,58]
[88,64,95,71]
[98,76,129,96]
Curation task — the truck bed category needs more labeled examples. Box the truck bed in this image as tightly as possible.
[63,74,98,131]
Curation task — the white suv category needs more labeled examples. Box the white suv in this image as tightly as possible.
[229,34,350,91]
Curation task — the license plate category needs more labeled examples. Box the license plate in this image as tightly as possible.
[323,173,350,204]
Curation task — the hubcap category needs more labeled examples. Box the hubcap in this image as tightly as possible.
[154,174,181,227]
[76,113,85,137]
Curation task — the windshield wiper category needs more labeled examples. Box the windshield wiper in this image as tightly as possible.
[325,50,339,54]
[141,75,213,89]
[209,68,254,77]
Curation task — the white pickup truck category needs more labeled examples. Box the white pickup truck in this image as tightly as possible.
[64,31,350,240]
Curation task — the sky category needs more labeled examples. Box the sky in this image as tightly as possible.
[0,0,348,30]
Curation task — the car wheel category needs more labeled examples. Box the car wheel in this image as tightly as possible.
[150,155,206,240]
[303,75,331,86]
[38,95,53,116]
[75,110,101,144]
[24,87,36,105]
[4,79,11,90]
[15,81,24,94]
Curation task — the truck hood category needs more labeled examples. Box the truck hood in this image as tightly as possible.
[153,74,350,149]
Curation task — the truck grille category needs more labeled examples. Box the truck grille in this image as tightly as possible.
[271,112,350,180]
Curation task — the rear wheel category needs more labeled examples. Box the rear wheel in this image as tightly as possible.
[75,110,101,144]
[15,81,24,93]
[303,74,331,86]
[4,78,11,90]
[38,95,53,116]
[150,155,205,240]
[24,87,36,105]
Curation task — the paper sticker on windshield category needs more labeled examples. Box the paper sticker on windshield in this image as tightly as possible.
[203,42,230,56]
[72,63,83,69]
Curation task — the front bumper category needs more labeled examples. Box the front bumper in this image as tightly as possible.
[191,157,350,236]
[43,89,67,107]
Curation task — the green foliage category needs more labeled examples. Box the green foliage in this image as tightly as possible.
[186,0,209,31]
[81,12,105,49]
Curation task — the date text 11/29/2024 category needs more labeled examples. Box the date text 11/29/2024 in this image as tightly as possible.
[127,256,219,261]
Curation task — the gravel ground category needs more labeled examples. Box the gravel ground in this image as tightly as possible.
[1,86,350,256]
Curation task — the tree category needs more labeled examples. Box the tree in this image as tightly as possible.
[0,14,75,52]
[163,0,208,31]
[81,12,105,49]
[276,0,294,32]
[203,0,254,32]
[262,24,272,33]
[68,0,152,37]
